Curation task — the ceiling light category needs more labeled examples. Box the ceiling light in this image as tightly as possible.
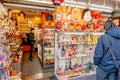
[3,3,55,11]
[25,0,53,5]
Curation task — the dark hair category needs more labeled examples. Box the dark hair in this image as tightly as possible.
[108,17,112,20]
[82,9,90,19]
[31,28,34,31]
[104,20,117,30]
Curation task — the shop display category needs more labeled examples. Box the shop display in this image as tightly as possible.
[55,31,103,80]
[54,5,106,80]
[0,4,22,80]
[9,43,22,80]
[55,6,106,31]
[0,29,11,80]
[37,29,43,63]
[0,29,22,80]
[38,28,55,69]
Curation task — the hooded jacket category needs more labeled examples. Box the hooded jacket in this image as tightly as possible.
[94,27,120,72]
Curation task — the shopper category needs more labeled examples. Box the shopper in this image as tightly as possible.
[94,20,120,80]
[28,28,35,61]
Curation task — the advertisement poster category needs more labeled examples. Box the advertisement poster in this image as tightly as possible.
[41,12,55,28]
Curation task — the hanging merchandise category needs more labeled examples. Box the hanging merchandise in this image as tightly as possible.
[0,4,22,80]
[55,6,107,31]
[0,29,11,80]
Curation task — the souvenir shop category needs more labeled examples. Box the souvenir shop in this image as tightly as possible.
[0,0,120,80]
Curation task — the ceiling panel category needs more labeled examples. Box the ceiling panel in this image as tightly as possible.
[91,0,104,5]
[106,0,115,7]
[2,0,120,12]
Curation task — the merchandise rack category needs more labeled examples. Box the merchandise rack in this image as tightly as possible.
[54,31,104,80]
[38,28,55,69]
[0,29,11,80]
[8,37,23,80]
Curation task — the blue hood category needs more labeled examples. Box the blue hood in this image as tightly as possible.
[105,27,120,39]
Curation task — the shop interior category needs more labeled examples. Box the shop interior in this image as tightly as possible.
[0,0,120,80]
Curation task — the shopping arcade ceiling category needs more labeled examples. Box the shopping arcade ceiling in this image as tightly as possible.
[1,0,120,13]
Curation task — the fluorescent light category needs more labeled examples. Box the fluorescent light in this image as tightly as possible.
[90,7,113,12]
[25,0,53,5]
[3,3,55,11]
[61,3,86,9]
[91,4,112,9]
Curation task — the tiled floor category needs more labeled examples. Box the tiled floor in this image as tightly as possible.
[22,52,54,80]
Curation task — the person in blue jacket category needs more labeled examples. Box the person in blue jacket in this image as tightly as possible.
[94,20,120,80]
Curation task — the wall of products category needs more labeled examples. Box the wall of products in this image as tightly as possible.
[55,5,106,80]
[0,4,22,80]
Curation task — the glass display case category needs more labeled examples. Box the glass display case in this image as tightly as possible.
[37,29,43,63]
[54,31,104,80]
[38,28,55,69]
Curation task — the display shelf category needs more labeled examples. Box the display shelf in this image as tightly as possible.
[37,28,55,69]
[44,54,54,57]
[57,54,93,59]
[57,30,104,34]
[58,42,97,45]
[55,31,103,80]
[43,64,54,69]
[44,47,54,50]
[55,71,96,80]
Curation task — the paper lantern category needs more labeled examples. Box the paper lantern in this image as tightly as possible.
[51,0,64,3]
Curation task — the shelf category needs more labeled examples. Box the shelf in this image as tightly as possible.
[44,47,54,50]
[57,54,93,59]
[43,63,54,69]
[44,54,54,57]
[67,72,96,80]
[91,32,104,35]
[58,42,97,45]
[55,72,96,80]
[57,30,104,35]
